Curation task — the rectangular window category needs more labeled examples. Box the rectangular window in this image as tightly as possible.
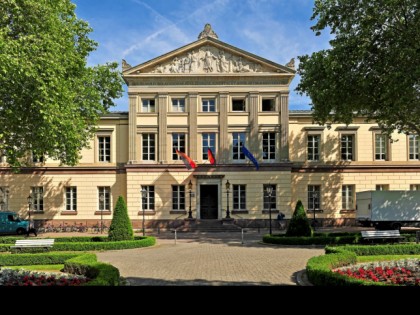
[142,134,155,161]
[172,99,185,112]
[262,99,275,111]
[307,135,320,161]
[0,187,9,211]
[142,186,155,210]
[375,134,388,160]
[65,187,77,211]
[233,185,246,210]
[98,136,111,162]
[142,99,155,112]
[376,184,389,191]
[202,133,216,160]
[232,133,245,160]
[172,186,185,211]
[232,99,245,111]
[202,99,215,112]
[263,184,276,210]
[342,185,354,210]
[30,187,44,212]
[341,134,354,161]
[262,133,276,160]
[410,184,420,191]
[172,133,186,160]
[98,187,111,211]
[408,135,419,160]
[32,152,44,163]
[308,185,321,210]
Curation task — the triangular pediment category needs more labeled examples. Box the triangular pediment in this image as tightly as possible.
[123,37,295,75]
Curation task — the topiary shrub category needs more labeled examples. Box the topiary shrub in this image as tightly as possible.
[286,200,312,237]
[108,195,134,241]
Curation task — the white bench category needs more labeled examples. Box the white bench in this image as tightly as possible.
[361,230,404,243]
[11,239,55,249]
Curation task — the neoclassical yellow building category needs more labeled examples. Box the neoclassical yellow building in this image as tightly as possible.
[1,25,419,229]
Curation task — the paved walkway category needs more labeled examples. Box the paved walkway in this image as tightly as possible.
[97,231,324,286]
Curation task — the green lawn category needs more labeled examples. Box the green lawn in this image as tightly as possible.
[5,264,64,272]
[357,255,420,263]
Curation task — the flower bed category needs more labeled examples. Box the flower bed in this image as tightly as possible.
[334,259,420,286]
[0,268,88,286]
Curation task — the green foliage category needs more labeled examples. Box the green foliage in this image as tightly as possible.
[0,252,79,266]
[286,200,312,237]
[0,0,124,167]
[108,196,134,241]
[297,0,420,135]
[326,244,420,256]
[263,234,359,245]
[51,237,155,251]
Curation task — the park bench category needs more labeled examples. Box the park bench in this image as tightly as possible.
[361,230,404,243]
[11,239,55,250]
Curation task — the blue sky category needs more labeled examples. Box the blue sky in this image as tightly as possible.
[73,0,332,111]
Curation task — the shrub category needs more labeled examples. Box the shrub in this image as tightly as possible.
[263,234,359,245]
[286,200,312,237]
[326,244,420,256]
[51,237,156,251]
[108,195,134,241]
[0,253,79,266]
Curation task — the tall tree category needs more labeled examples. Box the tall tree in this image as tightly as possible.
[0,0,124,167]
[297,0,420,136]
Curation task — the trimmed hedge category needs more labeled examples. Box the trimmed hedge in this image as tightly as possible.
[286,200,312,237]
[63,254,120,286]
[325,244,420,256]
[108,196,134,241]
[263,234,360,245]
[0,252,79,266]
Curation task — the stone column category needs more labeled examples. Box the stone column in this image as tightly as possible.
[128,94,137,163]
[280,93,289,161]
[248,92,259,158]
[158,93,168,163]
[189,93,198,160]
[219,92,229,163]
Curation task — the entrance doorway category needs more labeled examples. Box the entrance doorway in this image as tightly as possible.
[200,185,218,219]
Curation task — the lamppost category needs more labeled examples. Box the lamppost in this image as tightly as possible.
[99,194,104,234]
[141,187,147,236]
[312,192,318,230]
[187,180,193,219]
[266,185,273,235]
[27,195,33,233]
[225,180,231,218]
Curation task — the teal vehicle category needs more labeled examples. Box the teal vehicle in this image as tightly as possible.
[0,211,30,235]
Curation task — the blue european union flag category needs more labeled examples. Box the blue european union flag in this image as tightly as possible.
[241,145,259,170]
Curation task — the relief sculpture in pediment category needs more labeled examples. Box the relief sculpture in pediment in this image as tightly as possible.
[150,46,266,74]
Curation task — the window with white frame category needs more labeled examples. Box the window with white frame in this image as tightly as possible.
[0,187,9,211]
[375,134,388,160]
[408,135,419,160]
[410,184,420,190]
[98,136,111,162]
[142,134,155,161]
[172,186,185,211]
[262,99,275,111]
[142,99,155,112]
[202,99,215,112]
[376,184,389,191]
[202,133,216,160]
[308,185,321,210]
[232,133,245,160]
[172,99,185,112]
[142,186,155,210]
[232,99,245,111]
[307,135,320,161]
[30,186,44,212]
[341,134,354,161]
[263,184,276,210]
[262,133,275,160]
[98,187,110,211]
[172,133,186,160]
[65,187,77,211]
[342,185,354,210]
[233,185,246,210]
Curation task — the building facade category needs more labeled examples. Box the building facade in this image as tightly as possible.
[1,25,419,228]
